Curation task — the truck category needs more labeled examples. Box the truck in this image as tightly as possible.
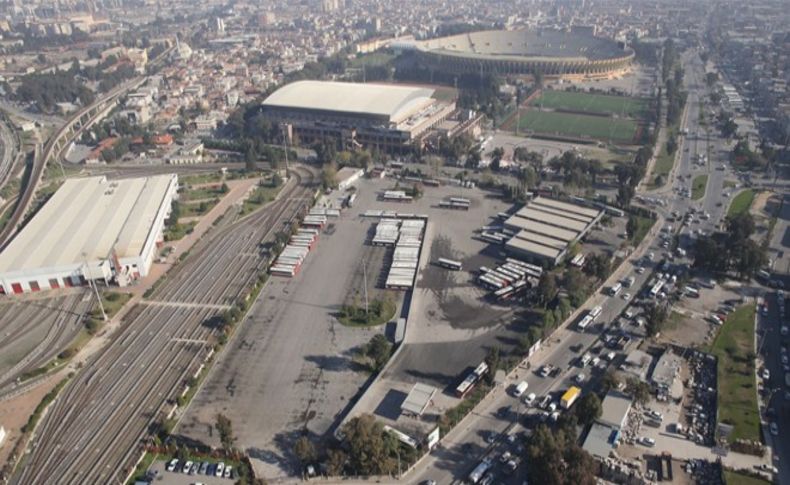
[513,381,529,397]
[561,387,581,409]
[469,458,493,484]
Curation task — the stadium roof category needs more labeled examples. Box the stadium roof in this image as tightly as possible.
[416,29,630,62]
[261,81,436,123]
[0,175,176,273]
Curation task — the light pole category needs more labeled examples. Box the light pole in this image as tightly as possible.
[83,253,107,321]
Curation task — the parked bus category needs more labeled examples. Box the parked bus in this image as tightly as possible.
[455,362,489,398]
[589,305,603,320]
[437,258,462,271]
[469,458,493,484]
[608,283,623,296]
[577,314,594,330]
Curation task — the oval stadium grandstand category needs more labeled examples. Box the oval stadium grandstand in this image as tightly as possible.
[413,28,634,79]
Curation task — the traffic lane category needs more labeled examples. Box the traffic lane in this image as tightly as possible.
[759,293,787,483]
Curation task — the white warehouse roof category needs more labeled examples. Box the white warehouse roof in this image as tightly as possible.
[262,80,436,123]
[0,175,177,274]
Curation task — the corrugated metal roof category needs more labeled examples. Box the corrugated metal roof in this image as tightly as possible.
[262,80,436,123]
[515,207,589,233]
[0,175,176,273]
[511,219,578,243]
[506,237,562,260]
[521,202,593,224]
[532,196,602,219]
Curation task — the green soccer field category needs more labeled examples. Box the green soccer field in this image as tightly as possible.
[531,90,649,118]
[515,110,639,143]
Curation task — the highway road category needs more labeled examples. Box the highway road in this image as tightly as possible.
[411,48,740,484]
[11,167,317,485]
[0,115,18,192]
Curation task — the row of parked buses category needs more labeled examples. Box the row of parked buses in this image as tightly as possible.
[577,305,603,330]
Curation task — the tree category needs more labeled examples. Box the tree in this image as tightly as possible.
[644,302,669,337]
[326,448,347,476]
[705,72,718,88]
[625,377,651,404]
[340,414,397,475]
[490,147,505,170]
[575,393,602,425]
[168,201,181,226]
[626,215,638,240]
[600,369,620,393]
[536,272,558,307]
[425,155,444,177]
[363,334,392,371]
[215,413,236,452]
[294,436,317,467]
[244,147,258,172]
[484,347,501,384]
[321,163,338,190]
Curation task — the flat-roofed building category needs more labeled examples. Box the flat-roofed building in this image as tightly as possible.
[0,174,178,294]
[503,197,603,266]
[261,80,456,153]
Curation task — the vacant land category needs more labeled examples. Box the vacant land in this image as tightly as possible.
[534,90,648,118]
[708,304,759,442]
[349,52,394,68]
[692,174,708,200]
[514,110,638,144]
[649,125,679,188]
[728,189,755,217]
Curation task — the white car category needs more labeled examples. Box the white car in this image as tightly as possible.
[182,461,193,474]
[762,369,771,380]
[524,392,537,406]
[622,292,631,301]
[770,422,779,436]
[640,437,656,447]
[575,373,586,384]
[166,459,179,472]
[782,326,789,336]
[215,462,225,477]
[637,267,646,274]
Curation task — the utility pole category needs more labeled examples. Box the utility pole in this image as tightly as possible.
[362,259,369,317]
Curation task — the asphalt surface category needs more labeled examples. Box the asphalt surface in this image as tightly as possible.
[410,48,744,485]
[12,167,317,485]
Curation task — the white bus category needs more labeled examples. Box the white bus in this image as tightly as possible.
[436,258,462,271]
[577,314,594,330]
[589,305,603,320]
[608,283,622,296]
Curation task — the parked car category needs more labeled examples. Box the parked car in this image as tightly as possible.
[166,459,179,472]
[640,437,656,447]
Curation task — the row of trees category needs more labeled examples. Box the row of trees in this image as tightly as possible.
[693,212,767,279]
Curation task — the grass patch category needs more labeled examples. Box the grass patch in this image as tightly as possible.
[439,383,492,434]
[0,203,13,233]
[100,291,132,318]
[42,162,81,182]
[533,90,649,118]
[349,52,394,68]
[514,110,638,143]
[179,172,226,186]
[240,182,282,216]
[0,176,20,200]
[181,198,219,217]
[164,221,197,241]
[708,304,760,442]
[728,189,755,217]
[723,470,771,485]
[338,298,396,327]
[649,125,679,188]
[127,451,159,484]
[179,185,227,202]
[629,215,655,246]
[724,180,737,189]
[692,174,708,200]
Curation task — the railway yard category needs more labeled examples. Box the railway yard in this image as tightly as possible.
[0,290,91,394]
[11,167,317,484]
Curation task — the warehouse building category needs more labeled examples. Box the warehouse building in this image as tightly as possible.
[260,80,457,153]
[0,174,178,295]
[503,196,603,266]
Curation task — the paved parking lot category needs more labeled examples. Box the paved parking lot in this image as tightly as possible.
[146,460,236,485]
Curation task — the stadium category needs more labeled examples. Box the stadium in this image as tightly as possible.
[261,80,465,153]
[413,28,634,79]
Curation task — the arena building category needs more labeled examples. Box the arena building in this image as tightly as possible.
[0,174,178,295]
[412,28,634,80]
[260,80,458,153]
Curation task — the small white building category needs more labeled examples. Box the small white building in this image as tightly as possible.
[0,174,178,294]
[336,166,364,190]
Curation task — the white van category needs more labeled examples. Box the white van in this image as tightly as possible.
[513,381,529,397]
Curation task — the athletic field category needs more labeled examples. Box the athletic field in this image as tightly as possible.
[531,90,648,118]
[514,110,639,144]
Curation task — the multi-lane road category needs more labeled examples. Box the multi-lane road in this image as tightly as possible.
[411,48,741,484]
[12,167,316,485]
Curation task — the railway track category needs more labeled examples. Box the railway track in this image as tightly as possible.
[13,167,316,485]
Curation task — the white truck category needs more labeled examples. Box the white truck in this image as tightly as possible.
[513,381,529,397]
